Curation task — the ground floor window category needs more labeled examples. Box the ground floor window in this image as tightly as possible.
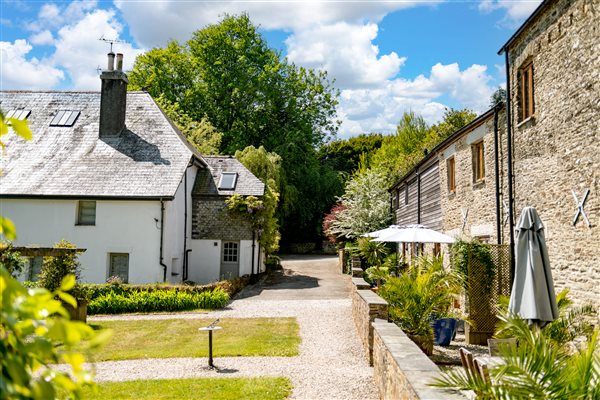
[222,242,239,263]
[27,256,43,281]
[109,253,129,283]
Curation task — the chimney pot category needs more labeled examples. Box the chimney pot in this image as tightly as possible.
[116,53,124,71]
[107,52,115,71]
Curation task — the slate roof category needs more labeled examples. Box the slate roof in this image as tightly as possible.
[0,91,205,199]
[193,156,265,197]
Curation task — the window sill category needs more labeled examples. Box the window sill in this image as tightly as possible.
[473,180,486,190]
[75,223,96,226]
[517,114,536,128]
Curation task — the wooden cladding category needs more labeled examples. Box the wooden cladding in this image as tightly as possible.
[472,141,485,183]
[447,156,456,193]
[519,62,534,121]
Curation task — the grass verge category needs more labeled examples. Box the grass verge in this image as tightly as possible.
[90,318,300,361]
[82,377,292,400]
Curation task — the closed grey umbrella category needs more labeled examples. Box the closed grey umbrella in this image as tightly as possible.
[509,207,559,328]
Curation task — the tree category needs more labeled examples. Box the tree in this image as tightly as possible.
[318,133,384,178]
[327,168,392,240]
[233,146,282,254]
[424,107,477,150]
[129,14,340,244]
[490,86,507,108]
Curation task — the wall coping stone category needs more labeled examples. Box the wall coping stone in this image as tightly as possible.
[372,318,466,400]
[357,290,388,306]
[352,277,371,290]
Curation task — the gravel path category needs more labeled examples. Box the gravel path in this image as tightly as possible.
[86,257,378,399]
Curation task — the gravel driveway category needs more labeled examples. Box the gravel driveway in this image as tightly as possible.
[88,255,378,400]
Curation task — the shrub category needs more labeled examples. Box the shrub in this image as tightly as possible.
[88,287,230,314]
[0,242,25,277]
[38,240,82,292]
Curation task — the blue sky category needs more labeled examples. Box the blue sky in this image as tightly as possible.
[0,0,542,138]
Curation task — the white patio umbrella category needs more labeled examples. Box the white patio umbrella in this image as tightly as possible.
[361,225,403,238]
[509,207,558,328]
[372,224,456,244]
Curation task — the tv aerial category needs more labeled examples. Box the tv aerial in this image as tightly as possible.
[99,35,126,52]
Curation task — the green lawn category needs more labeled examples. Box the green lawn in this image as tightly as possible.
[82,377,292,400]
[90,318,300,361]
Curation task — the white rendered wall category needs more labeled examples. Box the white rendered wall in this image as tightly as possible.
[163,164,198,283]
[0,198,164,283]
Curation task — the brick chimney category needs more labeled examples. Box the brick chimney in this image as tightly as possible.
[99,52,128,137]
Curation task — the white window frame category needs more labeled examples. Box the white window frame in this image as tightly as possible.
[77,200,96,226]
[109,253,129,283]
[218,172,238,190]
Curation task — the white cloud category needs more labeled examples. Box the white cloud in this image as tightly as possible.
[0,39,64,89]
[29,0,98,31]
[286,22,405,88]
[337,62,495,137]
[479,0,542,27]
[52,9,143,89]
[114,1,430,48]
[29,30,54,46]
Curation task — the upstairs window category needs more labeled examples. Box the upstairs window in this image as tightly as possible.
[447,156,456,193]
[50,110,80,127]
[472,141,485,183]
[404,185,409,205]
[518,62,534,121]
[218,172,237,190]
[77,200,96,225]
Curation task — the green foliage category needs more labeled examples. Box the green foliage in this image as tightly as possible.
[155,95,222,155]
[38,240,82,293]
[450,239,496,293]
[129,14,341,244]
[357,237,389,267]
[435,311,600,399]
[424,107,477,150]
[326,168,391,240]
[318,133,385,178]
[1,109,32,241]
[234,146,282,254]
[380,257,461,342]
[1,267,109,399]
[490,86,507,108]
[0,242,25,277]
[87,287,229,314]
[496,289,596,350]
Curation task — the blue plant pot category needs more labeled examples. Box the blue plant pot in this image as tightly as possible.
[432,318,457,346]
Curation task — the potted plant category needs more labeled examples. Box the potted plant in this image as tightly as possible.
[380,256,461,355]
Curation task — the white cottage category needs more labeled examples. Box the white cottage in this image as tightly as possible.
[0,53,265,284]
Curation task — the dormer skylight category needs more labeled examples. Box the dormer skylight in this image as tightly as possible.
[50,110,80,127]
[218,172,237,190]
[6,109,31,120]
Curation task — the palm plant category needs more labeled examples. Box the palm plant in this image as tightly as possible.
[379,256,462,354]
[434,304,600,399]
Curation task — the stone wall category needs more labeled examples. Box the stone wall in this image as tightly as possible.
[191,196,253,241]
[438,109,509,245]
[507,0,600,307]
[372,319,466,400]
[351,284,388,365]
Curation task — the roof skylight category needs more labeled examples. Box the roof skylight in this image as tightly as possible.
[50,110,80,127]
[218,172,238,190]
[6,109,31,120]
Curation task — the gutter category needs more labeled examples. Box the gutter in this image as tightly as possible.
[160,199,168,282]
[182,160,191,281]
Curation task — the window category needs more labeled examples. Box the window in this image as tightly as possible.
[222,242,239,263]
[518,62,534,121]
[433,243,441,257]
[5,109,31,120]
[109,253,129,283]
[447,156,456,193]
[27,256,43,281]
[218,172,237,190]
[50,110,80,127]
[77,201,96,225]
[404,185,409,205]
[472,141,485,183]
[395,190,400,210]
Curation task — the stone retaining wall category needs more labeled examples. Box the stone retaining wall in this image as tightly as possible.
[372,319,466,400]
[351,283,388,365]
